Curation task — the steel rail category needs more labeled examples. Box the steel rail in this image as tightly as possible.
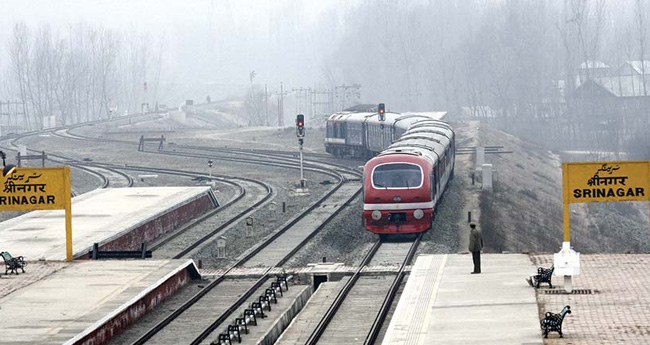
[130,174,350,344]
[189,272,272,345]
[0,144,120,190]
[89,164,274,258]
[190,184,362,344]
[153,149,345,181]
[129,160,365,344]
[57,123,362,179]
[364,234,423,345]
[169,144,361,176]
[146,180,246,252]
[305,234,422,345]
[304,239,383,345]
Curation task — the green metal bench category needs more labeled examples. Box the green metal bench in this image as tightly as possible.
[1,252,27,275]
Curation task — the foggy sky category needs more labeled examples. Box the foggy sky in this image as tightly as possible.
[1,0,350,90]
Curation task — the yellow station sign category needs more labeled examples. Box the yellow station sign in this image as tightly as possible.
[564,161,650,203]
[562,161,650,247]
[0,166,73,261]
[0,167,68,211]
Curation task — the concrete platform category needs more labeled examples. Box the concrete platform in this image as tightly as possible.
[0,187,216,261]
[532,254,650,345]
[0,259,200,345]
[383,254,540,345]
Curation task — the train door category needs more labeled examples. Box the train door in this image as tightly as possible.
[430,168,438,226]
[362,122,368,152]
[431,166,439,202]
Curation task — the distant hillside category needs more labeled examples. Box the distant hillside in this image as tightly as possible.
[479,125,649,253]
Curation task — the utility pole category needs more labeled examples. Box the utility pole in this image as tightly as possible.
[312,89,333,120]
[292,87,313,116]
[280,82,284,127]
[335,84,362,111]
[264,84,268,126]
[276,82,288,127]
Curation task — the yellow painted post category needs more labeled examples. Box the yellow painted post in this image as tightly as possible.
[564,203,571,242]
[562,163,570,242]
[63,167,73,262]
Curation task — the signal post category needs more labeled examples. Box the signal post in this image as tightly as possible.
[296,114,307,192]
[378,103,385,128]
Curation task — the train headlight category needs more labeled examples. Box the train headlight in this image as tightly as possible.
[413,209,424,220]
[371,210,382,221]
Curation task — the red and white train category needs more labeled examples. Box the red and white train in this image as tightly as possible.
[324,107,455,235]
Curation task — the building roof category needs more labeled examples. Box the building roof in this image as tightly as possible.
[579,60,610,70]
[621,60,650,75]
[595,75,650,97]
[574,75,650,98]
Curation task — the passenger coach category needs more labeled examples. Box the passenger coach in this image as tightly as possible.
[324,105,454,235]
[325,106,447,158]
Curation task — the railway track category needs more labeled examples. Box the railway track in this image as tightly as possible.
[93,163,275,259]
[53,124,362,180]
[0,143,135,191]
[0,112,161,190]
[128,180,361,344]
[2,130,272,261]
[305,235,422,345]
[5,112,373,345]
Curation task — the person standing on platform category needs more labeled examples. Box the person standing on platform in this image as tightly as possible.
[469,222,483,274]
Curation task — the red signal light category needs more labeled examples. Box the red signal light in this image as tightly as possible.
[378,103,386,121]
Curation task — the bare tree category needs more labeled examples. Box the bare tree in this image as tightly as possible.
[244,85,266,126]
[636,0,648,95]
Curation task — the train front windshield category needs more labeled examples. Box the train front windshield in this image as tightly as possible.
[372,163,422,189]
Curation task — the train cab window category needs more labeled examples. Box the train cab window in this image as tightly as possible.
[372,163,423,189]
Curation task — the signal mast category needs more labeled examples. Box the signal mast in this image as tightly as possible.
[296,114,306,189]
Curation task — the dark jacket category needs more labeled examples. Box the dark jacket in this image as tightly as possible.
[469,227,483,252]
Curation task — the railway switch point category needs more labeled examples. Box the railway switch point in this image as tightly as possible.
[245,217,254,237]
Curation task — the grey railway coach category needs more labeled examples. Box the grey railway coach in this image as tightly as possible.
[325,110,447,158]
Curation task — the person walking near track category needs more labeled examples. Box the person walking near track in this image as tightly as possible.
[469,222,483,274]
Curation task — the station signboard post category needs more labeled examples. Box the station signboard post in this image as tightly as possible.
[561,161,650,291]
[0,167,73,261]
